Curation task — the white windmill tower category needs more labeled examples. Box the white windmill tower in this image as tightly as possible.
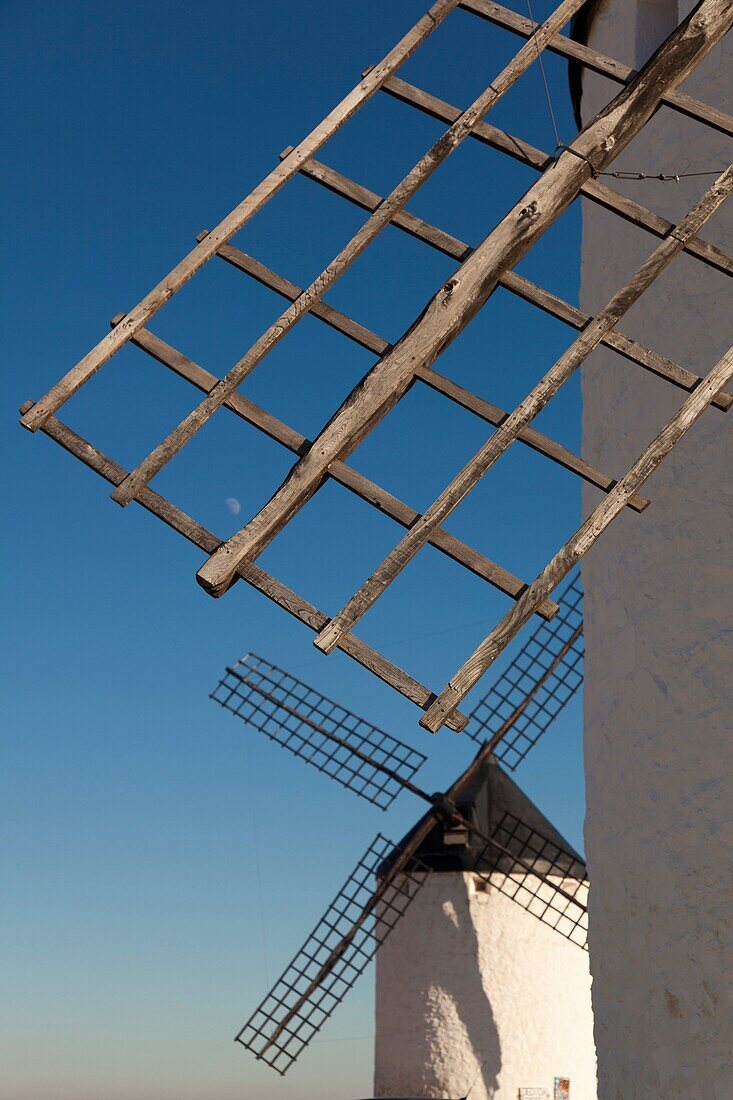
[572,3,733,1097]
[374,761,595,1100]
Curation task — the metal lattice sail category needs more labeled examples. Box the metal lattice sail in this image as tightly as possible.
[466,571,584,768]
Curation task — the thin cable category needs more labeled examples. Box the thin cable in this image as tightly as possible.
[285,612,498,673]
[553,144,727,182]
[526,0,562,150]
[241,735,271,986]
[313,1034,374,1044]
[462,1058,489,1100]
[596,168,729,181]
[521,2,730,187]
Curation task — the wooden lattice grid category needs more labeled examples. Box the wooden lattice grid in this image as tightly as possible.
[19,0,733,732]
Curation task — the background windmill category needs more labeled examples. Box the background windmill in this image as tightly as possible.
[210,573,588,1079]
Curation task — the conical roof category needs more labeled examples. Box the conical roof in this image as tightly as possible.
[384,757,585,878]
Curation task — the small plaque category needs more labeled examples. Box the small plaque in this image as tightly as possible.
[518,1090,549,1100]
[554,1078,570,1100]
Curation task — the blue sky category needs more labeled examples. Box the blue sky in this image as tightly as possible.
[2,2,588,1097]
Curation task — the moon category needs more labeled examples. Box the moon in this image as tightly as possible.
[225,497,241,516]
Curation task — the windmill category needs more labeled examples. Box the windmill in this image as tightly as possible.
[13,2,731,1093]
[210,575,588,1077]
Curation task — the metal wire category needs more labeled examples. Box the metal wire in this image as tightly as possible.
[526,0,562,151]
[211,654,427,810]
[596,168,728,181]
[466,572,584,768]
[235,833,431,1074]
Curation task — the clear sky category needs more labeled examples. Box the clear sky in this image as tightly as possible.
[2,2,588,1098]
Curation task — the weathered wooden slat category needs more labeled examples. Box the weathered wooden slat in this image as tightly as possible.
[200,234,392,355]
[18,398,467,732]
[380,75,733,278]
[109,0,586,508]
[460,0,733,137]
[422,342,733,730]
[111,317,558,619]
[197,0,733,599]
[209,240,652,507]
[412,366,649,511]
[18,0,459,434]
[313,167,733,655]
[291,152,732,409]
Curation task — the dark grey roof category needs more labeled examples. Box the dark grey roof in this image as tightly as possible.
[383,757,585,878]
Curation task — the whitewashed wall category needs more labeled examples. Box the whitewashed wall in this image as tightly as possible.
[374,873,597,1099]
[579,3,733,1096]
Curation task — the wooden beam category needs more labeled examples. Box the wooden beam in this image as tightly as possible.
[313,167,732,654]
[208,239,652,506]
[197,0,733,599]
[18,399,468,732]
[422,342,733,730]
[109,0,587,508]
[18,0,459,433]
[290,152,732,408]
[380,75,733,278]
[460,0,733,138]
[112,318,559,619]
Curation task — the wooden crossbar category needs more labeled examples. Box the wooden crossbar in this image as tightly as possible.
[19,0,458,434]
[206,238,651,508]
[379,76,733,278]
[288,153,732,410]
[196,0,733,599]
[17,400,468,732]
[312,167,733,655]
[422,340,733,730]
[110,316,559,620]
[106,0,586,510]
[460,0,733,137]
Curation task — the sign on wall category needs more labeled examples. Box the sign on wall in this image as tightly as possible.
[517,1080,569,1100]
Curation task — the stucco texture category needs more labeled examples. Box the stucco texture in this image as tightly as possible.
[579,2,733,1097]
[374,873,597,1099]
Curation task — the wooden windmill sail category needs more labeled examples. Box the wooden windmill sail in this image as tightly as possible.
[20,0,733,730]
[211,646,589,1074]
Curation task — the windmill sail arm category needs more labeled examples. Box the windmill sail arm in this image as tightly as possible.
[466,811,589,948]
[465,573,585,767]
[211,654,428,809]
[236,828,434,1074]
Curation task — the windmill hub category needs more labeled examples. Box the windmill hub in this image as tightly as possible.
[429,792,459,820]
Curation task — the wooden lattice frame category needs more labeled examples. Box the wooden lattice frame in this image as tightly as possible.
[20,0,733,732]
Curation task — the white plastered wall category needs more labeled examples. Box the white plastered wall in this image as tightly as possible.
[374,872,597,1099]
[579,3,733,1097]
